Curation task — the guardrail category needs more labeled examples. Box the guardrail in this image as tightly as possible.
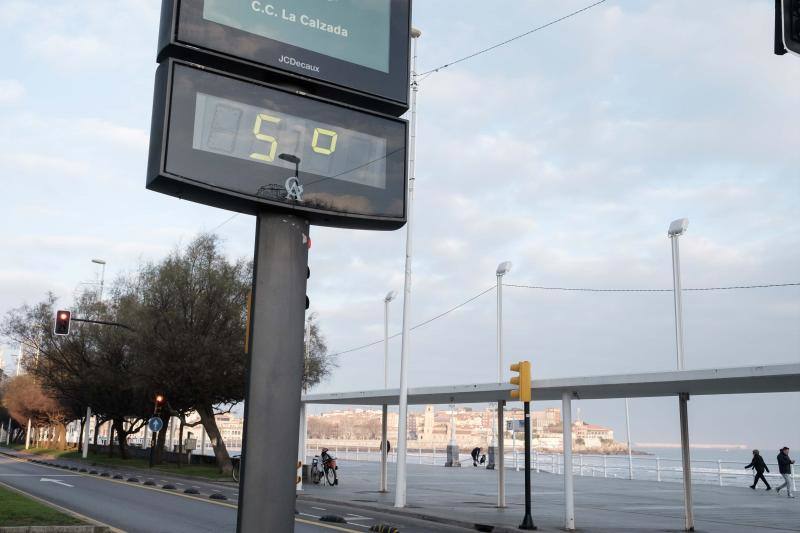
[306,445,798,489]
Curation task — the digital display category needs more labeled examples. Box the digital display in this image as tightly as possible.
[159,0,411,116]
[193,93,388,189]
[202,0,391,73]
[147,61,408,230]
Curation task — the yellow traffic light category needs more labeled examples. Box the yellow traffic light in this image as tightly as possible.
[510,361,531,402]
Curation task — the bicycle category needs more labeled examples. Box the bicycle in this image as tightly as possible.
[310,448,338,486]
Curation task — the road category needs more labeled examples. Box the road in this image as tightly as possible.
[0,452,466,532]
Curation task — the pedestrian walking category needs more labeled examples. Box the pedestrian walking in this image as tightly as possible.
[775,447,795,498]
[744,449,771,490]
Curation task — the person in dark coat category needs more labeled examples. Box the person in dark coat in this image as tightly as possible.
[775,447,796,498]
[744,449,771,490]
[471,447,481,467]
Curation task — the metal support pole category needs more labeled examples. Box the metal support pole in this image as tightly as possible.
[671,235,686,371]
[5,418,11,445]
[297,403,306,491]
[237,212,309,533]
[394,27,421,509]
[562,392,575,531]
[625,398,633,479]
[380,404,388,492]
[82,406,91,458]
[679,393,694,531]
[498,401,505,507]
[519,401,535,530]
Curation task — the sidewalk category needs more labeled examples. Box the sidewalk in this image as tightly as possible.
[298,459,800,532]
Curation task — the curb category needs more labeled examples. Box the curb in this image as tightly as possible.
[297,494,521,533]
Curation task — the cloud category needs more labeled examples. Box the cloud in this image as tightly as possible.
[0,79,24,105]
[28,34,112,69]
[76,119,149,151]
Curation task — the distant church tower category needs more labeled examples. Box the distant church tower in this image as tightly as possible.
[423,405,435,441]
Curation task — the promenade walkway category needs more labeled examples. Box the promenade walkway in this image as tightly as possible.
[299,459,800,532]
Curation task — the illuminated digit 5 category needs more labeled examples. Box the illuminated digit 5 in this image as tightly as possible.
[249,113,281,162]
[311,128,338,155]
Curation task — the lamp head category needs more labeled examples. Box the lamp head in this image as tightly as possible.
[385,290,397,303]
[91,259,106,265]
[496,261,513,276]
[411,27,422,38]
[668,218,689,237]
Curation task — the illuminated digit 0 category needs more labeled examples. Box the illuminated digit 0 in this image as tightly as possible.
[311,128,338,155]
[249,113,281,162]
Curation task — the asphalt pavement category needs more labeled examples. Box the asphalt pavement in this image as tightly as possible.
[0,450,468,532]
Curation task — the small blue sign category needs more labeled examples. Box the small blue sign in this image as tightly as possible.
[148,417,164,433]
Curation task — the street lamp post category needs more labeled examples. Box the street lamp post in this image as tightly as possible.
[668,217,694,532]
[85,258,106,459]
[495,261,512,507]
[92,259,106,301]
[380,290,396,493]
[394,26,422,509]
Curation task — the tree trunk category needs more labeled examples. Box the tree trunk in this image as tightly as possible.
[108,424,115,458]
[77,417,85,451]
[55,423,67,450]
[154,416,168,465]
[197,404,232,475]
[177,420,185,468]
[112,418,129,459]
[93,418,100,446]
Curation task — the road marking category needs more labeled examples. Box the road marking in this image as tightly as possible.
[312,506,327,510]
[40,477,74,487]
[0,480,125,533]
[345,513,372,521]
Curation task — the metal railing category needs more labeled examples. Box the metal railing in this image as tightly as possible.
[305,445,798,490]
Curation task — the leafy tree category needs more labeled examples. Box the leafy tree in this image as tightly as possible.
[2,375,67,447]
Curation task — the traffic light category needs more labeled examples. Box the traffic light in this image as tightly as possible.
[54,310,71,335]
[509,361,531,402]
[154,394,165,414]
[776,0,800,56]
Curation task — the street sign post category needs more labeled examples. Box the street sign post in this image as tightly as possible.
[149,2,411,530]
[147,417,164,433]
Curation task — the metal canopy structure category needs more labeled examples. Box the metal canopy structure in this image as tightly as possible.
[301,363,800,405]
[300,363,800,532]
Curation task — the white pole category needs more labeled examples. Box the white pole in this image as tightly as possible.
[25,419,32,450]
[82,406,91,458]
[562,392,575,531]
[625,398,633,479]
[497,273,503,383]
[5,418,11,445]
[381,296,390,492]
[670,224,694,531]
[498,401,505,507]
[394,27,421,509]
[671,234,686,371]
[99,262,106,301]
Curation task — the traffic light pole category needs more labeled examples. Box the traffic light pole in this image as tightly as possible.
[238,212,309,533]
[520,400,536,530]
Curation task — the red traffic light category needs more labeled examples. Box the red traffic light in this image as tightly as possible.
[155,394,165,404]
[54,310,71,335]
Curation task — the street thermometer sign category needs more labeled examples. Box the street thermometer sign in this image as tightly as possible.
[147,60,408,229]
[149,1,412,530]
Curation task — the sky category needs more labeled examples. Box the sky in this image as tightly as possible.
[0,0,798,452]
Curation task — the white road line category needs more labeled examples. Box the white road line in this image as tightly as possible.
[312,506,327,511]
[344,514,373,521]
[40,478,74,487]
[0,474,79,477]
[299,512,321,519]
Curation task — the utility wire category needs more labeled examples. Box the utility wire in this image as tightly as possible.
[328,285,496,357]
[329,281,799,357]
[419,0,607,77]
